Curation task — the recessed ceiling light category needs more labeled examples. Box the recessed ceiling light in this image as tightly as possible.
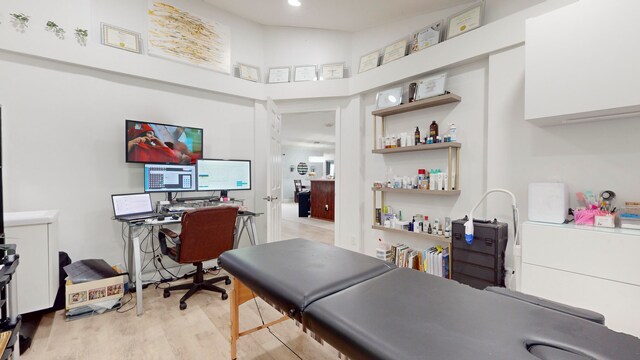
[288,0,301,7]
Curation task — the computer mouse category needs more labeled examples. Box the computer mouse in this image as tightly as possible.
[171,214,180,220]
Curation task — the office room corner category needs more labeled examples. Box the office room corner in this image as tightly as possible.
[1,0,640,359]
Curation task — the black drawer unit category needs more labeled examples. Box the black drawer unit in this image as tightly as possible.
[452,217,508,289]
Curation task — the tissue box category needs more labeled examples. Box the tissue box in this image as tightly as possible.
[594,214,615,228]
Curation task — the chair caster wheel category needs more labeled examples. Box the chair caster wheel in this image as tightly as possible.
[222,292,228,300]
[180,302,187,310]
[225,278,231,285]
[163,290,170,298]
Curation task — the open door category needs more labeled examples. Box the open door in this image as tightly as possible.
[256,98,282,243]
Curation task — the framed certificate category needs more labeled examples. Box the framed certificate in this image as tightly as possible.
[446,2,484,40]
[381,39,408,65]
[359,50,380,73]
[411,20,443,53]
[415,73,447,101]
[268,67,291,83]
[320,63,345,80]
[238,63,260,82]
[294,65,317,82]
[101,23,142,54]
[376,87,403,109]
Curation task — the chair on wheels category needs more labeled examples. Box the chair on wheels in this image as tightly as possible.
[158,206,239,310]
[294,179,308,203]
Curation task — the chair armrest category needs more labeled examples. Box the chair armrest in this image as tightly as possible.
[158,228,180,257]
[160,228,179,239]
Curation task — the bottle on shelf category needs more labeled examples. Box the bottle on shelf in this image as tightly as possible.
[449,123,457,142]
[429,121,438,143]
[414,126,421,145]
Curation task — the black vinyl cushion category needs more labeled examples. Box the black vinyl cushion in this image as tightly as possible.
[485,286,605,325]
[529,345,592,360]
[218,238,395,320]
[303,268,640,360]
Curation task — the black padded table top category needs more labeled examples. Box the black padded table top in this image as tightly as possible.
[303,268,640,360]
[218,238,395,320]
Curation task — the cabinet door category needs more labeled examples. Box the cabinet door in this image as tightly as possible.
[5,224,51,313]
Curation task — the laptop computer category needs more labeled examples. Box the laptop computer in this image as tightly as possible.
[112,193,161,221]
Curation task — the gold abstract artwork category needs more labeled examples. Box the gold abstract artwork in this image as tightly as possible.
[148,1,230,73]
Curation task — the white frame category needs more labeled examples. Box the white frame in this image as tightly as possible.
[358,50,380,73]
[415,73,447,101]
[376,87,403,109]
[381,38,409,65]
[446,1,484,40]
[238,63,261,82]
[320,63,345,80]
[411,20,443,53]
[267,67,291,83]
[101,23,142,54]
[293,65,317,82]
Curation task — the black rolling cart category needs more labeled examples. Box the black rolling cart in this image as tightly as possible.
[0,244,20,360]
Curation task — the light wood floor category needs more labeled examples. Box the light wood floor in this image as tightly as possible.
[280,203,334,246]
[23,272,340,360]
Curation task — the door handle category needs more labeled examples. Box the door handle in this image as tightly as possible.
[263,196,272,201]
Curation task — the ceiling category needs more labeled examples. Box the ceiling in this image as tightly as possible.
[281,111,335,149]
[205,0,473,32]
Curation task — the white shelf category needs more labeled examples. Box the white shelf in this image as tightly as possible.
[371,225,451,244]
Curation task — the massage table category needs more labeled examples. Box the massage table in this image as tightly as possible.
[218,239,640,360]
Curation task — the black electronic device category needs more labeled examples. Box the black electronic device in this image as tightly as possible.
[125,119,203,164]
[196,159,251,197]
[171,214,180,220]
[157,215,165,221]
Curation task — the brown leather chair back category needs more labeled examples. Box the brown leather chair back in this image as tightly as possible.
[177,206,238,264]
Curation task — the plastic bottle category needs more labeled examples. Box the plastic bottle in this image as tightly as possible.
[414,126,421,145]
[449,123,457,142]
[429,121,438,143]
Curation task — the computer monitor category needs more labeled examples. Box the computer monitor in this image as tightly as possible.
[144,164,197,193]
[196,159,251,196]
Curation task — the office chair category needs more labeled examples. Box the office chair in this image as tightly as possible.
[294,179,308,203]
[158,206,238,310]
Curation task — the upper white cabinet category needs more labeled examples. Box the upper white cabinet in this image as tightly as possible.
[525,0,640,126]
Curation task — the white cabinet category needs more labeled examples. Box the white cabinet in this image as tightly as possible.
[525,0,640,126]
[521,221,640,337]
[5,210,59,314]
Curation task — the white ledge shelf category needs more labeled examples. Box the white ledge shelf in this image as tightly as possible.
[371,225,452,244]
[371,188,460,195]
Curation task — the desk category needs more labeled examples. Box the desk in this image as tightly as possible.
[120,211,260,316]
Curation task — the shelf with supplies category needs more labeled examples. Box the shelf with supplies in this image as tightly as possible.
[371,225,452,244]
[371,187,460,196]
[372,141,461,154]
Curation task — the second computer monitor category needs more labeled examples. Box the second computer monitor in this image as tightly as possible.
[144,164,197,192]
[197,159,251,192]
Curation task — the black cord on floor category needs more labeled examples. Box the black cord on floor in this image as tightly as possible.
[252,296,303,360]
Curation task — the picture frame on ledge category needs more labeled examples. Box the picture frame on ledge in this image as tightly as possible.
[381,38,409,65]
[101,23,142,54]
[238,63,260,82]
[267,67,291,83]
[376,87,403,109]
[320,63,345,80]
[415,73,447,101]
[446,1,484,40]
[358,50,380,73]
[411,20,443,53]
[294,65,317,82]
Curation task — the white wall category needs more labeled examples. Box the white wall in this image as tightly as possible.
[281,145,332,201]
[0,52,256,265]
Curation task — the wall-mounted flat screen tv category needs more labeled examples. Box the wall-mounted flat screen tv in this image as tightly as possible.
[125,120,203,164]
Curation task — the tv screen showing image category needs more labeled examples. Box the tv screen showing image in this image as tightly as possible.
[125,120,203,164]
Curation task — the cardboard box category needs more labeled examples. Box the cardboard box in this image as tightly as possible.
[65,275,124,310]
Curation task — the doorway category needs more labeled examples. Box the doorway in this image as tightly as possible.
[280,111,336,245]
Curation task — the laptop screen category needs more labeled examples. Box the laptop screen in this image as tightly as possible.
[112,193,153,217]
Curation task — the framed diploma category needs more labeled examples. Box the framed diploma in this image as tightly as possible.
[376,87,403,109]
[267,67,291,83]
[238,63,260,82]
[320,63,345,80]
[101,23,142,54]
[381,38,408,65]
[415,73,447,101]
[358,50,380,73]
[446,2,484,40]
[294,65,317,82]
[411,20,443,53]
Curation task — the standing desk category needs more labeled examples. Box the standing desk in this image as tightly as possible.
[120,211,260,316]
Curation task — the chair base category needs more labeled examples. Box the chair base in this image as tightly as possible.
[163,263,231,310]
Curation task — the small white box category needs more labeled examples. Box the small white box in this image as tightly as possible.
[528,182,569,224]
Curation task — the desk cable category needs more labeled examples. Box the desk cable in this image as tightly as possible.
[252,296,304,360]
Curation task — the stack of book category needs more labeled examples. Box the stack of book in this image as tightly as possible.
[388,244,449,278]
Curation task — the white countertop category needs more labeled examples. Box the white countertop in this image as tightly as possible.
[524,221,640,237]
[4,210,59,227]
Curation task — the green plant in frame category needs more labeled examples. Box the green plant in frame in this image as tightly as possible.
[9,13,30,32]
[45,20,66,40]
[75,28,88,46]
